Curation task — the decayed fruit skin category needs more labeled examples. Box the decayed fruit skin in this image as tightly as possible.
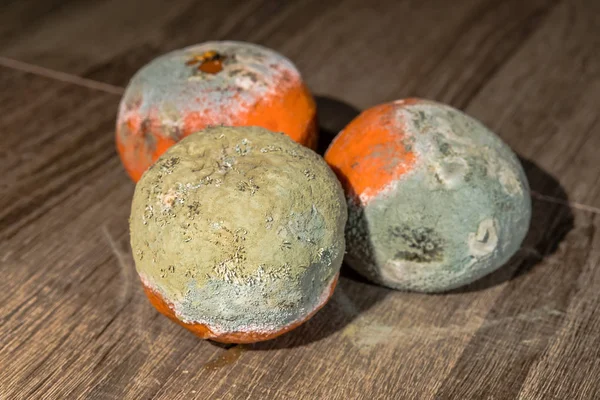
[130,126,346,343]
[325,99,531,293]
[117,41,318,182]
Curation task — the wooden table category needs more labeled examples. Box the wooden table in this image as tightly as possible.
[1,0,599,398]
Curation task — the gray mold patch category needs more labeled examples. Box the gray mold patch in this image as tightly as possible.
[130,126,347,333]
[173,247,341,334]
[287,206,327,244]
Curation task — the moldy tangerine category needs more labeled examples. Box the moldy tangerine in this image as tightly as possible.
[130,126,347,343]
[117,41,318,182]
[325,99,531,292]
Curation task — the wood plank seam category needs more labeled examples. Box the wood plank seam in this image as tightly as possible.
[0,56,124,95]
[1,56,598,218]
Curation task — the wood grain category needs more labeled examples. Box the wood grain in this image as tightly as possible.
[0,68,219,399]
[0,0,599,399]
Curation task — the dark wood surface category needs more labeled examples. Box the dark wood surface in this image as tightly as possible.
[1,1,599,399]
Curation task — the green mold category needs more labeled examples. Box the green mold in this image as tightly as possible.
[130,126,347,333]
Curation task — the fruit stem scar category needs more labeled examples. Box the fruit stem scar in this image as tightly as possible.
[186,50,226,74]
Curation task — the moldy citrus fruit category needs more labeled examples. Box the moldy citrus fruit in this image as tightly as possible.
[130,126,346,343]
[117,41,318,182]
[325,99,531,292]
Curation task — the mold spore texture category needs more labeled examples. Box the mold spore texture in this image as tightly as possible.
[130,126,347,334]
[345,100,531,292]
[118,41,301,132]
